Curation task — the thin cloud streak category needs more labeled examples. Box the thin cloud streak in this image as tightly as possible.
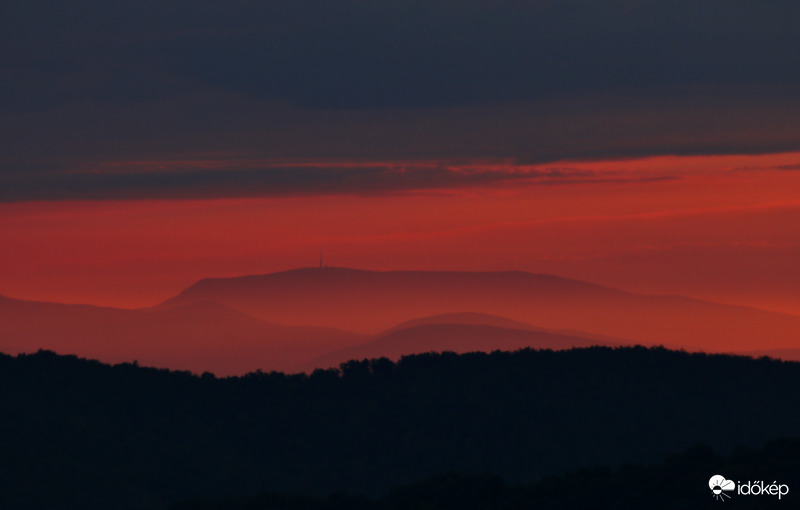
[0,161,676,202]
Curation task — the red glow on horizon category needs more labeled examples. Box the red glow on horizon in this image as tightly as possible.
[1,152,800,317]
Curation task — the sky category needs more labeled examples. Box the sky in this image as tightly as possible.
[2,1,800,314]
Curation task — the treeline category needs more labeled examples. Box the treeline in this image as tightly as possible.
[2,347,800,509]
[172,437,799,510]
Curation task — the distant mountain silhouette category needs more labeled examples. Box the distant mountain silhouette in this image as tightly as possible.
[299,321,623,371]
[382,312,542,333]
[157,267,800,352]
[381,312,631,343]
[0,294,364,375]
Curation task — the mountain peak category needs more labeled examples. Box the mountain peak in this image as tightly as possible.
[152,267,800,352]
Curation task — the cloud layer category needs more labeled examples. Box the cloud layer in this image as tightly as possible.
[2,161,667,201]
[6,1,800,110]
[3,1,800,199]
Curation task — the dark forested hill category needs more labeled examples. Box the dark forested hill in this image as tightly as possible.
[2,347,800,509]
[299,322,621,371]
[172,438,800,510]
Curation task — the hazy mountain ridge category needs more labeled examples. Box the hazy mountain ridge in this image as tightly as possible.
[156,267,800,352]
[5,267,800,375]
[0,294,366,375]
[299,321,623,372]
[0,292,631,375]
[381,312,633,343]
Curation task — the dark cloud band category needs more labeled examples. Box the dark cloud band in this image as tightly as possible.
[2,1,800,198]
[0,162,674,202]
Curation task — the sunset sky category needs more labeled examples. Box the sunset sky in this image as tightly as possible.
[3,1,800,315]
